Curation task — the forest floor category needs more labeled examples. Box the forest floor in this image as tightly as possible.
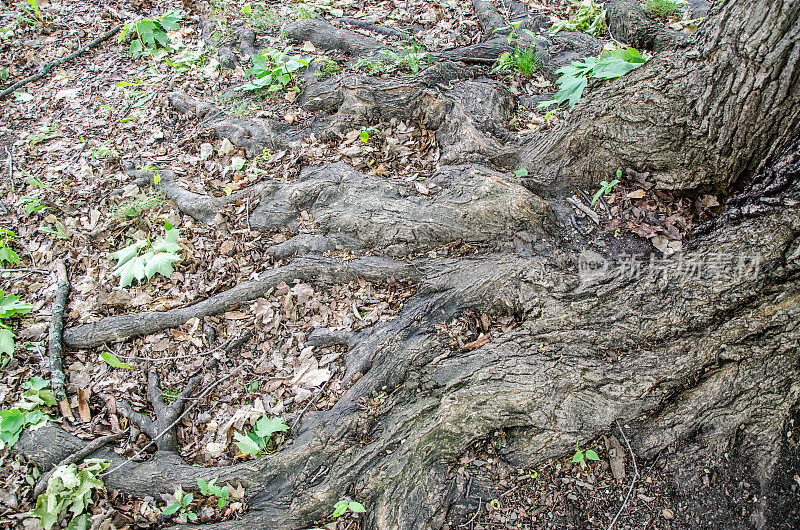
[0,0,761,529]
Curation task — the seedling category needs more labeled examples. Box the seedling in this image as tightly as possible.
[513,167,529,178]
[233,415,290,456]
[592,170,622,205]
[0,290,32,360]
[551,0,607,37]
[571,440,600,469]
[118,10,183,59]
[540,47,646,109]
[236,47,311,93]
[331,499,366,518]
[109,221,182,288]
[493,23,538,76]
[0,230,21,267]
[162,486,198,522]
[31,459,109,530]
[197,478,230,508]
[0,376,55,450]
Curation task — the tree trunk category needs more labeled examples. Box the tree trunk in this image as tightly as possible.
[17,0,800,528]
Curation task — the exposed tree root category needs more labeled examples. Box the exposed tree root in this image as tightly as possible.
[48,260,70,402]
[63,257,419,349]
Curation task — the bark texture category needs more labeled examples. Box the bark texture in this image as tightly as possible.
[16,0,800,528]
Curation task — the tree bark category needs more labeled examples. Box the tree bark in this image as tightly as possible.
[16,0,800,528]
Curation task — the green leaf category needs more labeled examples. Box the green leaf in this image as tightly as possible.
[113,255,147,288]
[129,39,143,58]
[513,167,528,178]
[100,352,133,369]
[0,246,21,266]
[233,431,262,455]
[110,240,148,269]
[585,449,600,461]
[571,450,584,463]
[360,130,369,143]
[0,327,13,356]
[254,416,289,439]
[332,500,349,518]
[0,291,33,319]
[183,492,193,506]
[24,376,49,392]
[161,502,181,516]
[197,478,208,493]
[349,501,366,513]
[143,251,181,280]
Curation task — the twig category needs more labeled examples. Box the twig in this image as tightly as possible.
[0,24,122,99]
[100,331,253,478]
[607,420,639,530]
[32,432,125,498]
[3,146,11,193]
[48,261,70,403]
[0,267,49,274]
[458,499,483,527]
[290,377,333,431]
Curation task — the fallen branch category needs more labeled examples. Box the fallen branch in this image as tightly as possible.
[48,261,70,404]
[0,24,122,100]
[32,431,125,498]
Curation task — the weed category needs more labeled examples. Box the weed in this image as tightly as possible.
[38,220,69,240]
[162,486,198,523]
[197,478,230,508]
[331,499,366,519]
[0,376,54,449]
[356,40,432,76]
[571,440,600,468]
[0,230,21,267]
[16,194,46,215]
[314,57,342,78]
[513,167,529,178]
[540,46,646,108]
[551,0,607,37]
[118,9,183,59]
[233,415,290,456]
[19,0,48,27]
[592,170,622,205]
[645,0,686,19]
[241,2,280,31]
[109,220,182,288]
[31,459,109,529]
[236,47,311,93]
[112,192,165,220]
[493,23,538,76]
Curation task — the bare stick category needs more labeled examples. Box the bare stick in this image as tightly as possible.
[48,261,70,402]
[0,25,122,99]
[32,432,125,498]
[607,420,639,530]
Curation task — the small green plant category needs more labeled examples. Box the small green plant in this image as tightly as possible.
[0,68,9,81]
[359,126,379,144]
[314,57,342,78]
[39,220,69,240]
[118,9,183,59]
[112,192,165,220]
[331,499,366,519]
[236,47,311,93]
[31,459,109,530]
[550,0,607,37]
[592,170,622,205]
[109,221,182,288]
[356,40,432,76]
[513,167,529,178]
[540,46,646,108]
[17,193,46,215]
[0,289,32,360]
[19,0,47,27]
[493,23,538,76]
[91,145,120,160]
[0,376,54,449]
[241,2,280,31]
[233,415,290,456]
[197,478,230,508]
[162,486,198,523]
[571,441,600,469]
[0,229,21,266]
[645,0,686,19]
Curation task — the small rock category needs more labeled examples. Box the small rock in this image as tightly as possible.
[662,508,675,520]
[220,138,234,156]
